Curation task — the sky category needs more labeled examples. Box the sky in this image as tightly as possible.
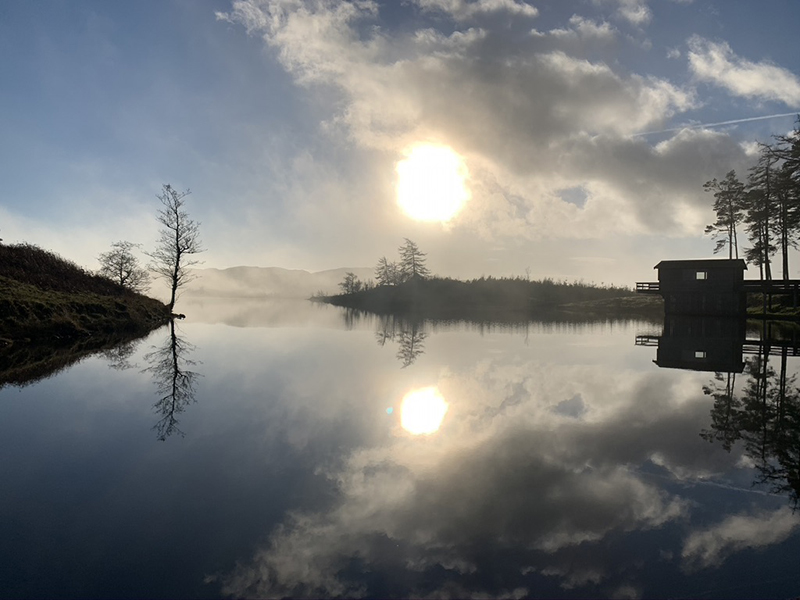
[2,0,800,286]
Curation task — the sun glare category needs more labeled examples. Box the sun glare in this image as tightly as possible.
[400,386,449,435]
[396,144,470,222]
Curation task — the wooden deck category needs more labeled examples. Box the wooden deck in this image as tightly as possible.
[636,335,800,357]
[740,280,800,293]
[636,279,800,295]
[635,282,660,293]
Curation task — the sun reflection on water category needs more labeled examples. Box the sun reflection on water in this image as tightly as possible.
[400,386,448,435]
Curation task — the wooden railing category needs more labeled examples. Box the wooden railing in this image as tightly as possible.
[741,280,800,293]
[635,282,660,293]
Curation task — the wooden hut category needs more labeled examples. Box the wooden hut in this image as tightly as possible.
[638,259,747,316]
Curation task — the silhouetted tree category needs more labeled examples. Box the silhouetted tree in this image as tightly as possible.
[98,241,151,292]
[148,184,204,311]
[339,272,364,294]
[143,319,200,441]
[375,256,401,286]
[761,127,800,280]
[398,238,430,281]
[744,150,779,280]
[704,171,745,259]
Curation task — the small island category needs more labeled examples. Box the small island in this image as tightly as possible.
[319,239,664,322]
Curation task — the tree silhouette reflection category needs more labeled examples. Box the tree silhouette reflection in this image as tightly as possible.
[143,319,201,441]
[701,331,800,508]
[373,315,427,368]
[639,317,800,506]
[101,339,142,371]
[396,329,427,368]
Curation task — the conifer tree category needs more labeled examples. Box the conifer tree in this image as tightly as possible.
[398,238,430,281]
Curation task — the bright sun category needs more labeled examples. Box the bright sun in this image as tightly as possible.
[395,144,470,222]
[400,386,449,435]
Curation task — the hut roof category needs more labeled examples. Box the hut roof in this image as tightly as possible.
[654,259,747,270]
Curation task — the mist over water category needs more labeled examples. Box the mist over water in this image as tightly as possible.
[2,300,799,598]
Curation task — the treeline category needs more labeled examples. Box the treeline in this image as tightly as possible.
[339,238,429,293]
[328,238,645,320]
[326,275,644,321]
[705,118,800,280]
[337,238,632,298]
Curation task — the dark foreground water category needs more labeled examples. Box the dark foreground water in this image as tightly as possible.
[2,299,799,599]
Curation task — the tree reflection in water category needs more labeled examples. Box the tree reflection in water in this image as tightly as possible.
[101,339,143,371]
[143,319,201,441]
[373,315,427,368]
[702,334,800,508]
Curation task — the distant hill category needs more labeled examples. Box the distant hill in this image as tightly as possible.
[183,266,374,298]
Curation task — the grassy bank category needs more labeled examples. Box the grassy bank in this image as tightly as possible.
[322,276,664,322]
[0,243,170,344]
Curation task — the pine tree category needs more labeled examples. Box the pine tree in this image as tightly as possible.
[703,170,745,259]
[398,238,430,281]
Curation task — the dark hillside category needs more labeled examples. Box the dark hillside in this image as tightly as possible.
[0,243,169,343]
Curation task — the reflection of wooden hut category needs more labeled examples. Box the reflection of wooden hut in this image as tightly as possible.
[638,259,747,316]
[654,316,745,372]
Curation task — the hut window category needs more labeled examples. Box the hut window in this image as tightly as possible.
[696,271,708,280]
[695,351,707,359]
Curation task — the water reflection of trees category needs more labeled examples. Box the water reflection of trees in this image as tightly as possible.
[1,331,152,389]
[702,341,800,507]
[101,339,142,371]
[143,319,200,441]
[374,315,428,368]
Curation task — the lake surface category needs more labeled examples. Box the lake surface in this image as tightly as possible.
[2,299,800,599]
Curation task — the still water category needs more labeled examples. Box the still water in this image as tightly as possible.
[2,299,800,599]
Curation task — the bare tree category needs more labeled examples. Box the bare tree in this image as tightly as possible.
[98,241,151,292]
[148,184,204,311]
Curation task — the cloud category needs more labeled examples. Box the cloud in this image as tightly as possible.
[615,0,651,26]
[218,0,720,243]
[596,0,692,27]
[591,0,651,26]
[688,36,800,107]
[563,14,617,42]
[218,351,764,597]
[682,506,800,570]
[416,0,539,20]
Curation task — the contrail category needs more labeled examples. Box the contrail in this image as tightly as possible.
[633,112,798,136]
